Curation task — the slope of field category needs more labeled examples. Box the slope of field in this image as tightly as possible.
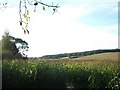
[42,52,119,66]
[74,52,119,61]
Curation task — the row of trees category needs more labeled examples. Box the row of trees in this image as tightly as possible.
[41,49,120,59]
[0,32,29,60]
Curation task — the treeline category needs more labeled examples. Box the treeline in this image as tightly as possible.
[0,32,29,60]
[41,49,120,59]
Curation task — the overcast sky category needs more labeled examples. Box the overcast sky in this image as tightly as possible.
[0,0,119,57]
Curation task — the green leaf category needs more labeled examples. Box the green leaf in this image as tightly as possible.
[26,17,28,22]
[34,2,38,6]
[23,14,26,18]
[43,6,45,10]
[20,22,22,26]
[27,10,29,15]
[24,30,26,34]
[25,24,28,29]
[26,30,29,34]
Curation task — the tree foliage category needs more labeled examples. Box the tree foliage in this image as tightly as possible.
[0,40,2,60]
[1,32,29,60]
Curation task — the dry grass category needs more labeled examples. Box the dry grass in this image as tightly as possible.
[75,52,119,61]
[40,52,119,67]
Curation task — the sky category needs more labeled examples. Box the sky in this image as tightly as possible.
[0,0,119,57]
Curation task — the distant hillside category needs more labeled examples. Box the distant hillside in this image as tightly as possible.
[73,52,119,61]
[40,49,120,59]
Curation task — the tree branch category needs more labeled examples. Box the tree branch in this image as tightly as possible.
[19,0,60,34]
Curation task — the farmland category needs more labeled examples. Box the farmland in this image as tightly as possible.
[2,52,120,89]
